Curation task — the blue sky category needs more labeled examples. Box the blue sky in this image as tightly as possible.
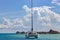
[0,0,60,33]
[0,0,60,18]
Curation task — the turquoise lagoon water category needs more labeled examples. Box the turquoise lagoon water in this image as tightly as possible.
[0,33,60,40]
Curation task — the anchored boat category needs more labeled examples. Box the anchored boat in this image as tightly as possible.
[25,0,38,39]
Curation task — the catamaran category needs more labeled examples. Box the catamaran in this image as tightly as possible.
[25,0,38,38]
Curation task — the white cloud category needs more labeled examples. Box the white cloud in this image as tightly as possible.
[51,0,60,6]
[0,18,25,28]
[0,5,60,32]
[13,18,24,27]
[23,5,31,14]
[23,5,60,31]
[23,5,60,22]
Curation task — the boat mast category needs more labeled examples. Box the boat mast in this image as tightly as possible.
[31,0,33,32]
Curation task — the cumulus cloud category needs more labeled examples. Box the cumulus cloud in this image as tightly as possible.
[0,18,12,28]
[0,18,25,28]
[0,5,60,32]
[23,5,60,31]
[51,0,60,6]
[23,5,60,22]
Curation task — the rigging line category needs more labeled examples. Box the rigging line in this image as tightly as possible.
[31,0,33,32]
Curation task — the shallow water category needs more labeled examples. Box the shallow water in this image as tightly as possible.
[0,33,60,40]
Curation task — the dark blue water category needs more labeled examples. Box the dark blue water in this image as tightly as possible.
[0,33,60,40]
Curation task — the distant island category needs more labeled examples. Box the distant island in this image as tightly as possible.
[16,29,60,34]
[37,29,60,34]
